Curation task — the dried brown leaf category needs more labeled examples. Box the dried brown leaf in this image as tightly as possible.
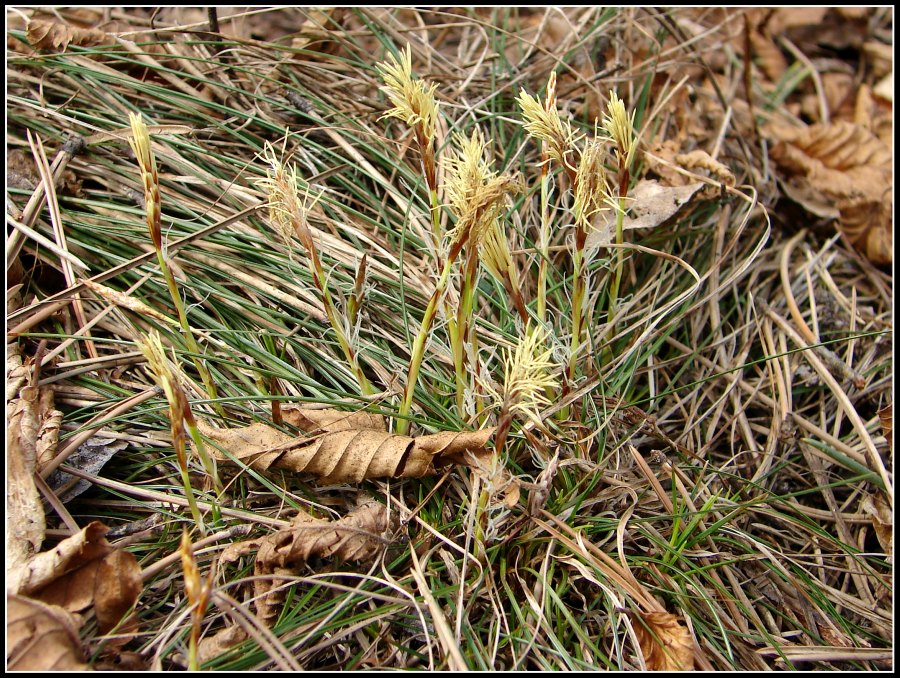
[768,121,892,264]
[878,404,892,452]
[633,611,695,670]
[19,521,142,637]
[7,594,89,670]
[6,348,57,592]
[251,499,393,622]
[26,18,111,51]
[199,407,493,482]
[197,625,248,665]
[861,494,892,559]
[15,521,112,596]
[587,180,705,249]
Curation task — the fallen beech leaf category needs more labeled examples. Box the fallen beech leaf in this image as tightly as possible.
[232,499,393,622]
[26,18,110,51]
[6,348,55,592]
[633,611,695,670]
[198,625,248,665]
[768,121,892,264]
[35,548,142,635]
[199,406,493,482]
[7,593,89,670]
[21,522,142,638]
[16,521,111,595]
[587,180,705,249]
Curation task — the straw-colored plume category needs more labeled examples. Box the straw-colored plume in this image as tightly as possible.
[376,44,439,142]
[138,329,181,409]
[573,139,610,230]
[127,112,161,249]
[256,143,320,252]
[493,325,558,426]
[443,130,519,249]
[516,86,576,171]
[603,90,637,171]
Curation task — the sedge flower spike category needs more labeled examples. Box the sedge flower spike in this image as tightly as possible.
[376,44,439,142]
[443,130,520,252]
[572,139,612,231]
[603,90,637,172]
[497,325,559,427]
[516,86,576,172]
[127,112,162,250]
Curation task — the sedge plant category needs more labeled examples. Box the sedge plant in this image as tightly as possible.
[443,130,523,416]
[602,90,639,356]
[138,330,223,532]
[257,143,376,398]
[377,49,520,432]
[376,44,443,262]
[127,113,225,418]
[472,324,558,553]
[179,528,212,671]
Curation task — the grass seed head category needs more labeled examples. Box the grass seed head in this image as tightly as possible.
[257,142,320,252]
[443,130,520,250]
[376,43,439,142]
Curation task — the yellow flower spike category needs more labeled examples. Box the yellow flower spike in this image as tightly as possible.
[516,86,577,173]
[603,90,637,173]
[139,330,179,406]
[256,142,322,253]
[127,112,162,250]
[443,131,520,251]
[572,139,611,231]
[480,219,513,286]
[501,325,559,428]
[376,43,439,142]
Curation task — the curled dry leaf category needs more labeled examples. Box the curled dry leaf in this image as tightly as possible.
[223,499,393,622]
[674,150,736,187]
[6,346,60,592]
[7,594,89,670]
[199,406,493,482]
[633,611,695,670]
[198,625,248,665]
[26,18,111,51]
[877,403,892,453]
[768,121,892,264]
[14,521,142,637]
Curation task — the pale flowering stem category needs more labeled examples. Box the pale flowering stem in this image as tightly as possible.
[536,153,552,324]
[129,113,224,418]
[397,239,465,435]
[454,250,480,418]
[605,193,628,351]
[304,229,375,397]
[566,240,588,385]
